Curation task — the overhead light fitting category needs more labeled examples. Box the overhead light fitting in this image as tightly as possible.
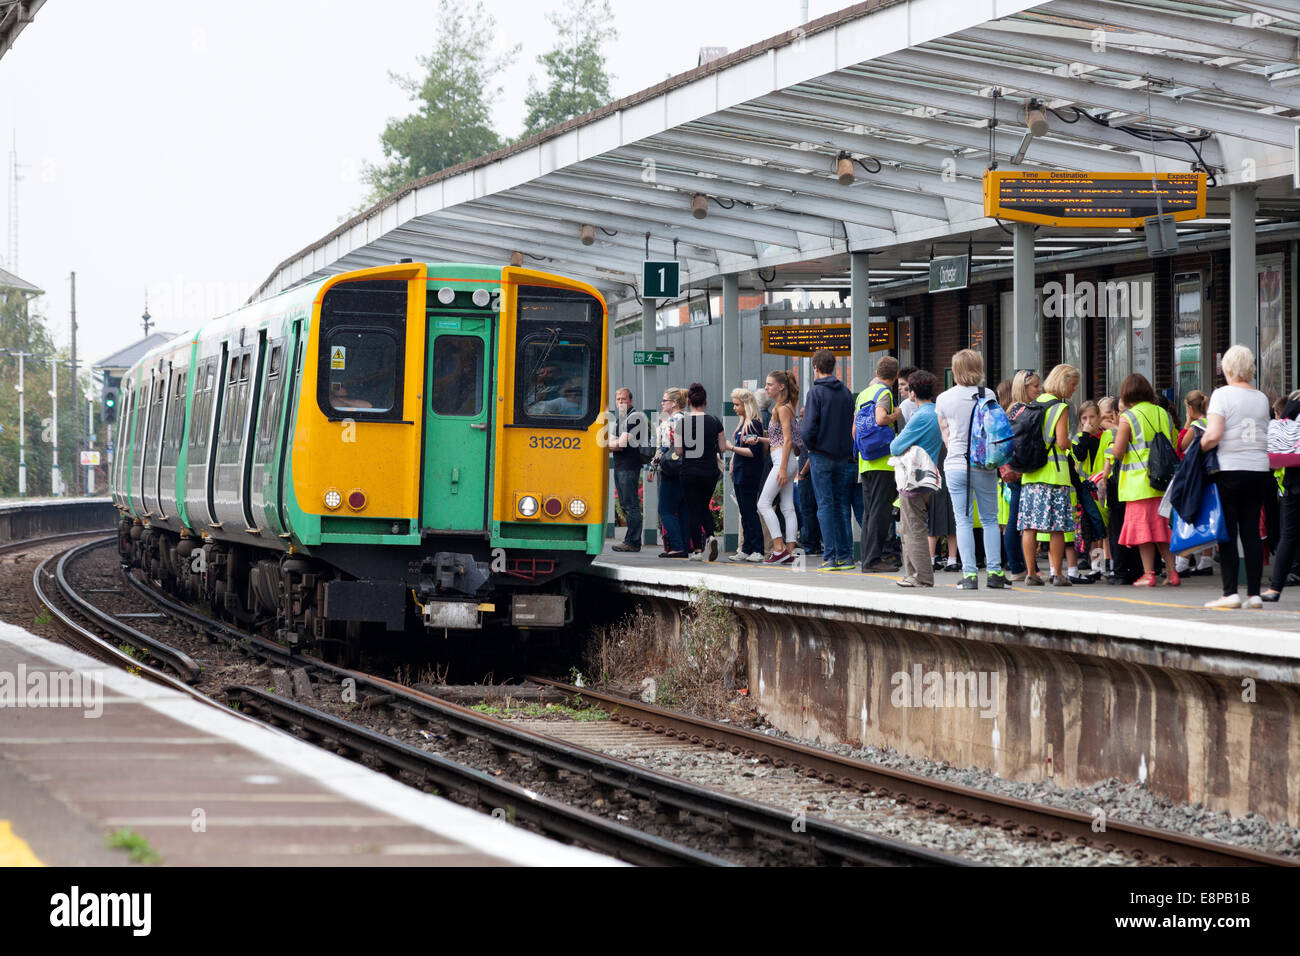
[836,151,854,186]
[690,193,707,219]
[580,224,595,246]
[1012,131,1034,165]
[1025,99,1049,137]
[509,251,524,267]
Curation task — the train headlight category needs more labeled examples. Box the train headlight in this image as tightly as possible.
[471,288,491,307]
[323,488,342,510]
[568,497,587,518]
[437,286,456,305]
[517,495,539,518]
[543,496,564,518]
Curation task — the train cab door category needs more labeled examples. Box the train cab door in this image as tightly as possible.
[421,313,492,533]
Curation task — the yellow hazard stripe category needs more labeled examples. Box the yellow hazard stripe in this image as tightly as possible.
[0,820,44,866]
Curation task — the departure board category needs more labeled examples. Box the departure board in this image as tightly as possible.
[762,323,894,356]
[983,171,1206,228]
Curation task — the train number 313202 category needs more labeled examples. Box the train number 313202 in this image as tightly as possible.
[528,435,582,450]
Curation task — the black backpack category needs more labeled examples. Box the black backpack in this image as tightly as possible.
[1132,408,1178,491]
[1009,399,1064,473]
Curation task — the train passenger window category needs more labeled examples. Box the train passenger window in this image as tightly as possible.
[325,329,397,414]
[430,336,484,417]
[519,340,589,420]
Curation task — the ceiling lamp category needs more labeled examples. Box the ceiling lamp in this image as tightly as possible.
[836,151,854,186]
[690,193,707,219]
[580,224,595,245]
[509,251,524,267]
[1026,99,1049,137]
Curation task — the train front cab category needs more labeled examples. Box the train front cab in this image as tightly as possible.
[289,263,606,637]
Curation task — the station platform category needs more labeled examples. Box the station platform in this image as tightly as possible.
[0,621,612,867]
[584,545,1300,825]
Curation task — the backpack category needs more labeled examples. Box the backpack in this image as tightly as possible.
[890,444,942,498]
[1009,398,1064,474]
[968,387,1014,469]
[626,411,655,465]
[853,387,893,462]
[1131,408,1177,491]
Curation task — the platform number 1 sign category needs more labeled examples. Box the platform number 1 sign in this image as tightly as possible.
[642,260,680,299]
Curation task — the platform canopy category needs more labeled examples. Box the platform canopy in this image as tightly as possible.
[254,0,1300,305]
[0,0,46,62]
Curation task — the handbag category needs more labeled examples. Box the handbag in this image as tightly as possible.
[1170,484,1230,556]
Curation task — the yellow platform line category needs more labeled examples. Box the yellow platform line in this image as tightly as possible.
[0,820,44,866]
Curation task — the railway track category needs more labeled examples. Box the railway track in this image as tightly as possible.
[524,677,1296,868]
[37,538,961,866]
[45,540,1297,867]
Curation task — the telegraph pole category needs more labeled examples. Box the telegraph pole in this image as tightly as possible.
[69,271,79,495]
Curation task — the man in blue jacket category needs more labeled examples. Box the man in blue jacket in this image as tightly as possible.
[801,349,857,571]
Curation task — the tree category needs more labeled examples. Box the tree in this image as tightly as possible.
[0,291,89,498]
[363,0,519,200]
[521,0,617,138]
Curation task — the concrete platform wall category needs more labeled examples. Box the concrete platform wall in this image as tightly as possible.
[587,581,1300,826]
[0,498,117,542]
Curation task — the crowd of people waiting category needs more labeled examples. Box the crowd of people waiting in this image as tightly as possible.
[604,342,1299,609]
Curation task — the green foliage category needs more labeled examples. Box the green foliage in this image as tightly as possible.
[0,290,92,498]
[471,700,609,722]
[106,828,162,864]
[363,0,519,200]
[521,0,617,138]
[32,608,52,627]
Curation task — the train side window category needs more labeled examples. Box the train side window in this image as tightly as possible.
[431,336,484,417]
[268,345,282,377]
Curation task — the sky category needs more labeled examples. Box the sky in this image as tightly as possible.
[0,0,825,370]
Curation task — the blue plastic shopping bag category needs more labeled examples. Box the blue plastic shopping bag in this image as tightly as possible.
[1170,484,1229,556]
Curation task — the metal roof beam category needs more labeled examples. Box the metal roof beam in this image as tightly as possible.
[611,145,949,221]
[564,158,847,238]
[1040,0,1300,65]
[699,110,995,178]
[375,232,634,284]
[524,175,826,243]
[436,207,722,264]
[960,26,1300,109]
[1218,0,1300,20]
[649,130,981,205]
[470,193,764,258]
[558,159,845,238]
[882,47,1295,146]
[815,72,1226,166]
[397,219,652,273]
[759,91,1143,171]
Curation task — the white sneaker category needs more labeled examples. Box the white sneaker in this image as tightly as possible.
[746,552,765,562]
[1175,556,1191,574]
[688,551,703,561]
[705,536,719,562]
[1244,595,1264,609]
[1204,594,1241,610]
[726,551,748,562]
[1195,556,1215,572]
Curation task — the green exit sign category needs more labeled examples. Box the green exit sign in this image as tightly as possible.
[633,350,672,366]
[642,260,680,298]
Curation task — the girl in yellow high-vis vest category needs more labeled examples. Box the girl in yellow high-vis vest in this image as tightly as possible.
[1106,373,1178,588]
[1019,365,1080,586]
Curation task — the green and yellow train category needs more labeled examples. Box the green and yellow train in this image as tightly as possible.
[111,261,608,658]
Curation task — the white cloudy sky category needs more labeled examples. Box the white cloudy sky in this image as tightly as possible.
[0,0,821,367]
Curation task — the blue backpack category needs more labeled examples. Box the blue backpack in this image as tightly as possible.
[968,386,1014,469]
[854,386,894,462]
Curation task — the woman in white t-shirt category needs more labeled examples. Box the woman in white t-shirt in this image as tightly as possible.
[935,349,1004,589]
[1200,345,1273,609]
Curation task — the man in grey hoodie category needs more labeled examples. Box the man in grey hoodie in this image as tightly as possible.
[801,349,857,571]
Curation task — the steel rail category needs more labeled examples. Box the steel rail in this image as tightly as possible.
[224,685,728,868]
[527,677,1297,869]
[124,571,963,864]
[45,538,201,682]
